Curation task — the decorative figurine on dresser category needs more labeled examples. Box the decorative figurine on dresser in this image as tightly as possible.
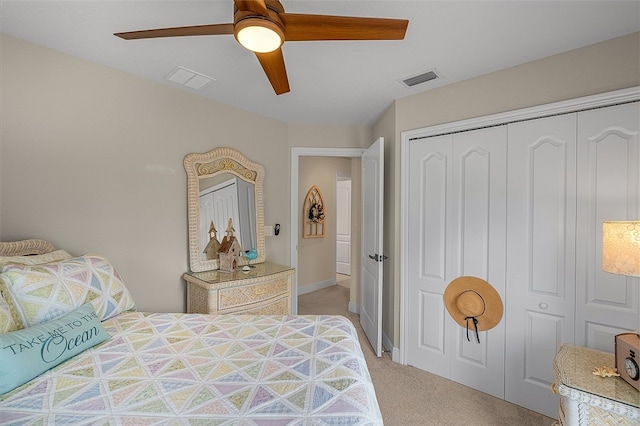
[182,147,294,315]
[218,218,241,272]
[203,221,220,260]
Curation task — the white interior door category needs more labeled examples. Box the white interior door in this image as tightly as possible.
[361,137,384,357]
[336,178,352,275]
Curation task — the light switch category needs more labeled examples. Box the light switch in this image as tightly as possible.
[264,225,274,236]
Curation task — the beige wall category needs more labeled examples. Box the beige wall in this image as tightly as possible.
[297,156,351,290]
[396,32,640,133]
[0,35,371,312]
[287,124,372,150]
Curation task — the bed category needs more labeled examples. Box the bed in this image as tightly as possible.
[0,239,382,425]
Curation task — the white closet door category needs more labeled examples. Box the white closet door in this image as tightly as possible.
[406,134,454,378]
[575,102,640,350]
[212,180,243,247]
[449,127,507,399]
[406,127,507,398]
[199,192,216,259]
[236,179,256,251]
[505,113,577,418]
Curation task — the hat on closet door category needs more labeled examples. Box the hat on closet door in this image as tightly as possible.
[444,276,503,343]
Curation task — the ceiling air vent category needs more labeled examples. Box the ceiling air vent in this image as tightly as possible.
[400,69,440,88]
[165,66,215,90]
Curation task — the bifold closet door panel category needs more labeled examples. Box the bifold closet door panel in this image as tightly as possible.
[236,179,256,250]
[406,134,454,378]
[406,126,508,400]
[575,102,640,349]
[214,183,241,237]
[505,113,577,419]
[448,126,507,400]
[199,192,217,256]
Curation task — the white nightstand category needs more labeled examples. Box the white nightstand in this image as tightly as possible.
[553,344,639,426]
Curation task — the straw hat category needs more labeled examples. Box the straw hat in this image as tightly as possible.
[444,276,503,332]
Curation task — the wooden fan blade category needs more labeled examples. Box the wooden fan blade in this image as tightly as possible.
[234,0,269,16]
[281,13,408,41]
[115,23,234,40]
[255,49,290,95]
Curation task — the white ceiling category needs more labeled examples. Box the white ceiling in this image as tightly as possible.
[1,1,639,126]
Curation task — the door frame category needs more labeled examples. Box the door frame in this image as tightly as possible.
[399,86,640,364]
[290,147,366,314]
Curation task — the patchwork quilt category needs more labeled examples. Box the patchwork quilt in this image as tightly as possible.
[0,313,382,425]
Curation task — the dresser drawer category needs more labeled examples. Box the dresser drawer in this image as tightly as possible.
[233,296,290,315]
[218,278,288,309]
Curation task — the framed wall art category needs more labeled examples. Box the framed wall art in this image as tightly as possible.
[303,185,325,238]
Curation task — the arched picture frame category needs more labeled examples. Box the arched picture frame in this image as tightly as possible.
[303,185,325,238]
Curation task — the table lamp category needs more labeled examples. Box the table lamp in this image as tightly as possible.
[602,221,640,391]
[603,221,640,277]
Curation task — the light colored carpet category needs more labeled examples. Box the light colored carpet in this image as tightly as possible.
[336,273,350,289]
[298,284,556,426]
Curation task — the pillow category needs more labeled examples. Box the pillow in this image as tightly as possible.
[0,249,73,271]
[0,292,19,333]
[1,254,136,327]
[0,278,25,331]
[0,303,109,395]
[0,250,72,331]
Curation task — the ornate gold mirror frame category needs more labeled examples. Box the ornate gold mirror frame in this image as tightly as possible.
[184,147,266,272]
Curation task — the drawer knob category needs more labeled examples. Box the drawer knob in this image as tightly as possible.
[539,302,548,309]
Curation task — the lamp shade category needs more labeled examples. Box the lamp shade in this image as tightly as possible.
[602,221,640,276]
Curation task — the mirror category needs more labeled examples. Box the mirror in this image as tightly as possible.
[184,147,265,272]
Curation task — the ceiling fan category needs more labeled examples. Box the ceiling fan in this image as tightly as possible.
[114,0,408,95]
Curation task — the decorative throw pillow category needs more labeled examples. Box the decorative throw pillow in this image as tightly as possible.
[0,249,73,271]
[0,278,25,331]
[0,303,109,395]
[0,251,74,331]
[0,292,19,333]
[1,254,136,327]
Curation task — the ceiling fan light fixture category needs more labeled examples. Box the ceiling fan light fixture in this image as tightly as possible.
[235,18,284,53]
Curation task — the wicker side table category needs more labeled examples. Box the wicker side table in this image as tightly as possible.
[183,262,294,315]
[552,344,640,426]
